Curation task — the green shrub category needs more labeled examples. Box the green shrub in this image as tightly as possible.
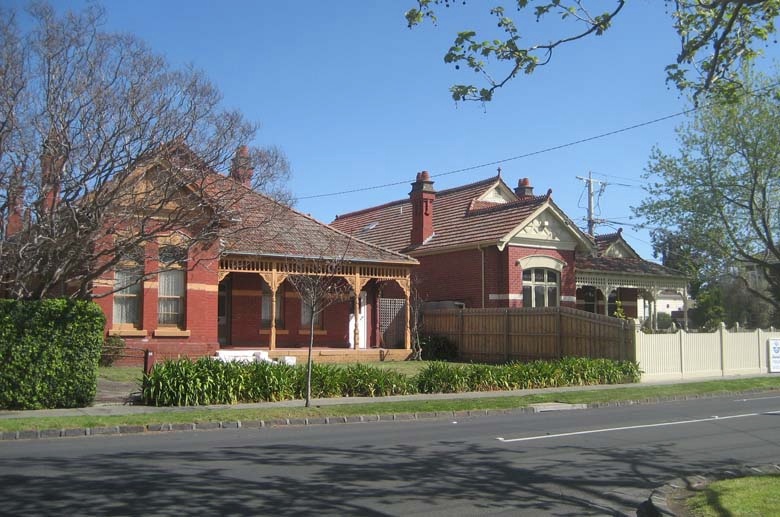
[420,335,458,361]
[416,362,471,393]
[0,298,105,409]
[300,363,346,399]
[244,361,298,402]
[343,363,417,397]
[99,335,126,367]
[141,356,642,406]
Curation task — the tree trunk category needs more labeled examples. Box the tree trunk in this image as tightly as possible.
[305,313,314,407]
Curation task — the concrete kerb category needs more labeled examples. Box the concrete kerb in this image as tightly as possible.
[0,373,776,442]
[638,464,780,516]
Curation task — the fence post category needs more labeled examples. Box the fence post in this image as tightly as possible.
[679,326,685,379]
[143,349,155,376]
[459,309,464,358]
[719,322,726,377]
[557,308,564,359]
[504,308,510,362]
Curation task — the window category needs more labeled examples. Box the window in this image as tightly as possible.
[522,268,559,308]
[301,302,323,330]
[579,286,597,313]
[158,245,186,327]
[608,290,618,317]
[261,284,285,329]
[113,267,142,328]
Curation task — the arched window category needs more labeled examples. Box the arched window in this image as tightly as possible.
[522,268,559,308]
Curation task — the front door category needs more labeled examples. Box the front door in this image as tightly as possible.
[349,291,368,349]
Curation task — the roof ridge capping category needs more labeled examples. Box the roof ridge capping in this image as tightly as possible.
[468,188,552,216]
[333,174,502,222]
[334,198,408,221]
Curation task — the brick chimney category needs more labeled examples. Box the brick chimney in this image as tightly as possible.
[229,145,254,188]
[409,170,435,245]
[6,167,24,235]
[41,130,67,212]
[515,177,534,199]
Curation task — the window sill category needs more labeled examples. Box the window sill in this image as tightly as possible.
[108,329,147,338]
[259,329,289,335]
[154,328,191,338]
[299,329,327,336]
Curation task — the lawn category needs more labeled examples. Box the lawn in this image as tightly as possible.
[98,366,145,383]
[686,475,780,516]
[3,372,780,434]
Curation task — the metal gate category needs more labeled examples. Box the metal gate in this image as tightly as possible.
[379,298,406,348]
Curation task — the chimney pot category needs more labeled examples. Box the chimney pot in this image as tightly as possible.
[409,171,436,246]
[515,178,534,198]
[230,145,254,188]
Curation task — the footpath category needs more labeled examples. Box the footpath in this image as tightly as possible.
[0,373,774,423]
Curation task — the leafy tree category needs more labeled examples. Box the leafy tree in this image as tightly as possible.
[635,70,780,311]
[650,229,710,298]
[719,275,779,328]
[0,3,291,300]
[406,0,780,102]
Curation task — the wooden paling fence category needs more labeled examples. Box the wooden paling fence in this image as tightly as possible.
[422,306,635,363]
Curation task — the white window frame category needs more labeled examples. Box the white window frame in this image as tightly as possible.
[261,284,285,329]
[113,267,143,329]
[522,268,560,308]
[301,302,323,330]
[157,245,186,328]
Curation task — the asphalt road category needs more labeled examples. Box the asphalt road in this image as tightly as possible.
[2,394,780,516]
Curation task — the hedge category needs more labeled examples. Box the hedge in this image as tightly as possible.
[0,298,105,409]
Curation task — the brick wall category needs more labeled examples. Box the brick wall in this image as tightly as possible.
[406,245,579,310]
[507,246,577,308]
[97,240,220,359]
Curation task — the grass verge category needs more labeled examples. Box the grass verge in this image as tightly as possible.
[686,475,780,516]
[2,376,780,433]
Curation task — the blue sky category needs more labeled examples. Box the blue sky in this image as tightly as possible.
[15,1,780,259]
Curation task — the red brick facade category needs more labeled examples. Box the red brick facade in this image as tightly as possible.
[93,241,221,360]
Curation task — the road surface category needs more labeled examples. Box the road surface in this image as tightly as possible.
[2,394,779,515]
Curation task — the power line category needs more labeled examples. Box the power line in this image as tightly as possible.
[298,81,780,201]
[298,108,695,200]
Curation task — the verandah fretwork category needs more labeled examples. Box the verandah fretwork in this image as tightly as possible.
[219,254,412,350]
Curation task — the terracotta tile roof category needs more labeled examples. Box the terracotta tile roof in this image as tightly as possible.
[204,172,417,265]
[575,256,685,279]
[578,229,684,279]
[594,232,621,255]
[331,175,550,253]
[593,228,640,258]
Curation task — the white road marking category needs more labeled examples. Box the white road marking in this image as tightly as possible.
[735,395,780,402]
[497,410,780,443]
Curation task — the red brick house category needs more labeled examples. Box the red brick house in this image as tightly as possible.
[91,148,418,361]
[331,172,687,325]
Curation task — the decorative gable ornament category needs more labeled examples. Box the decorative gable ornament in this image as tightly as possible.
[500,204,593,252]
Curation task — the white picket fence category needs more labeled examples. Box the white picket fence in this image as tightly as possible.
[635,323,780,382]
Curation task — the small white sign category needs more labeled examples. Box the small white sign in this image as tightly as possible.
[770,339,780,373]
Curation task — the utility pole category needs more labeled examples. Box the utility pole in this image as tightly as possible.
[576,171,605,236]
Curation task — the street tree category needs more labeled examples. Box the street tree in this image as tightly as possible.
[285,240,353,407]
[634,70,780,310]
[406,0,780,102]
[0,3,291,300]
